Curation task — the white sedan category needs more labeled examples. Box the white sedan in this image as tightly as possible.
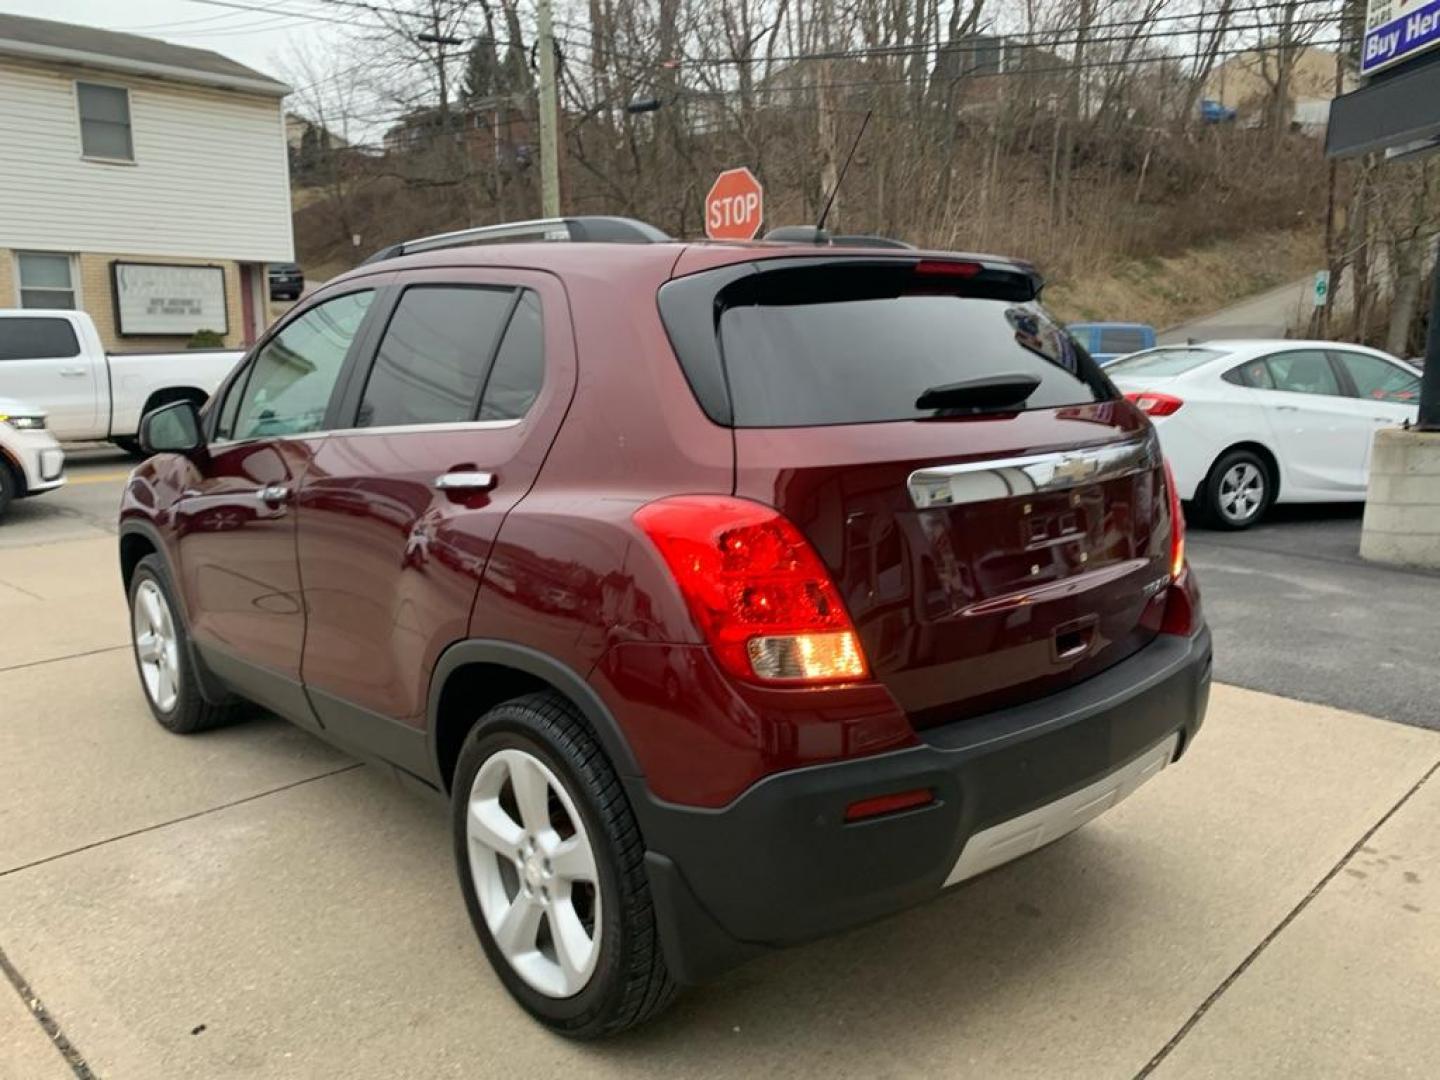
[0,396,65,519]
[1107,340,1421,529]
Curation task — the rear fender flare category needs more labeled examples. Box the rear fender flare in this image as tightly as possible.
[425,640,643,787]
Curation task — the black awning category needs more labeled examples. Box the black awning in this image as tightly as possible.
[1326,55,1440,159]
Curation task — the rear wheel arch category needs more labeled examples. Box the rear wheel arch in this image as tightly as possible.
[427,641,643,795]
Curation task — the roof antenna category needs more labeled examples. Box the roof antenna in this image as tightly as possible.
[816,109,871,236]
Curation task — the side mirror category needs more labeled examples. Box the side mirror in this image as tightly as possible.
[139,400,205,456]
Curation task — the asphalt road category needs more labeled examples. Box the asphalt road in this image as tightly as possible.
[1187,507,1440,730]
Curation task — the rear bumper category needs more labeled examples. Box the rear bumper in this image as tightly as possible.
[630,625,1212,983]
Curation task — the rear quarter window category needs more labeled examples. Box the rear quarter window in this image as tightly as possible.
[672,261,1110,428]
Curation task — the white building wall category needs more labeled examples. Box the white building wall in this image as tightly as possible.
[0,58,292,263]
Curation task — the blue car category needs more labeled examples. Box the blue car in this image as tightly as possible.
[1067,322,1156,367]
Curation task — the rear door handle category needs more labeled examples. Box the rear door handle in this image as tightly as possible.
[1275,404,1301,413]
[59,367,88,377]
[435,471,496,492]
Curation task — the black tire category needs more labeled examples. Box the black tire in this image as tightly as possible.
[127,555,240,734]
[0,461,15,519]
[1200,448,1274,530]
[112,437,146,459]
[451,692,677,1038]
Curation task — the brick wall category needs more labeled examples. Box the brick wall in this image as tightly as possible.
[3,247,246,351]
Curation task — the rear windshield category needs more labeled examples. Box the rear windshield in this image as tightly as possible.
[1106,347,1221,378]
[713,266,1111,427]
[1098,326,1150,354]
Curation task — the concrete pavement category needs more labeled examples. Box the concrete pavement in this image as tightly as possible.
[4,463,1440,1077]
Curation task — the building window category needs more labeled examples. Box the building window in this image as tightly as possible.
[76,82,134,161]
[16,253,77,309]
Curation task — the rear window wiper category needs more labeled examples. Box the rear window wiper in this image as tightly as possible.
[915,373,1041,412]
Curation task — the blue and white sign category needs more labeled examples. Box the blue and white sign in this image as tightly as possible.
[1362,0,1440,75]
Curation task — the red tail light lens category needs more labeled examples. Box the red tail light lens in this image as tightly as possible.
[634,496,869,686]
[1126,391,1184,417]
[1164,458,1185,580]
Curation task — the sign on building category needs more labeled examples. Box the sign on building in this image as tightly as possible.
[112,262,228,336]
[1362,0,1440,75]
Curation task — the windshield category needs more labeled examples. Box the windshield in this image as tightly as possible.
[1106,347,1222,378]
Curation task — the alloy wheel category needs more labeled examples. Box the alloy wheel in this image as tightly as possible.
[132,578,181,712]
[1218,462,1265,524]
[466,748,602,998]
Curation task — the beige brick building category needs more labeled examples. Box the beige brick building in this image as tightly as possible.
[0,14,293,351]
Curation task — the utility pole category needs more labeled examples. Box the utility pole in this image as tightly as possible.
[536,0,561,217]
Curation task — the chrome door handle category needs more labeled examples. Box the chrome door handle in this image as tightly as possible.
[59,367,87,377]
[256,484,290,503]
[435,471,496,491]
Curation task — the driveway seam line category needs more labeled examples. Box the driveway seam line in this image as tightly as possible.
[0,578,46,601]
[0,645,134,675]
[0,763,362,879]
[1134,754,1440,1078]
[0,942,96,1079]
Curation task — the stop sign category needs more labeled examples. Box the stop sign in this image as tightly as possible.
[704,167,764,240]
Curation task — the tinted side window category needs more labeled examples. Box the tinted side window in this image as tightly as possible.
[357,286,514,428]
[1098,327,1149,354]
[0,317,81,361]
[1265,351,1340,396]
[1223,358,1275,388]
[1334,352,1420,404]
[480,290,544,421]
[224,291,373,440]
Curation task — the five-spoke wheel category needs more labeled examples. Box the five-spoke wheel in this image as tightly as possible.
[132,577,181,713]
[466,748,601,998]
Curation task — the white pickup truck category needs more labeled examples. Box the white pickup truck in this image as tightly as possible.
[0,309,242,451]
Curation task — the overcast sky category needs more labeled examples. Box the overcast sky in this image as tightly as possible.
[2,0,347,82]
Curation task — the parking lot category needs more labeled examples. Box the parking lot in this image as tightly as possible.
[3,450,1439,1079]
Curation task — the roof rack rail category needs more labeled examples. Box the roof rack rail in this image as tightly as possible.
[761,225,914,249]
[361,215,671,265]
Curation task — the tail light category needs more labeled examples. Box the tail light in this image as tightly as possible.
[634,496,869,686]
[1161,458,1195,635]
[1126,391,1184,417]
[1164,459,1185,580]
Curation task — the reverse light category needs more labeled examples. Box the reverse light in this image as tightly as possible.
[1164,458,1185,579]
[634,496,870,685]
[0,413,45,430]
[1125,391,1184,417]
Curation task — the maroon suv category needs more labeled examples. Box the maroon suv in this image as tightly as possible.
[120,216,1210,1038]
